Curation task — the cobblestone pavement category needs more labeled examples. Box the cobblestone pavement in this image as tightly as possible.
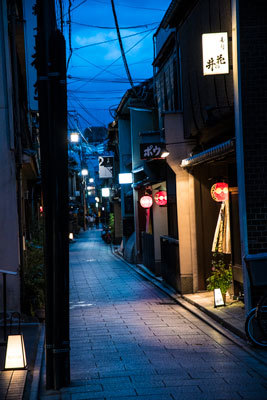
[40,230,267,400]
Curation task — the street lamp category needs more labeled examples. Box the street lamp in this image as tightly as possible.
[70,131,79,143]
[101,188,110,197]
[81,168,88,176]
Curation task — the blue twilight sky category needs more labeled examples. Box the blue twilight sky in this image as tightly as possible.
[60,0,170,131]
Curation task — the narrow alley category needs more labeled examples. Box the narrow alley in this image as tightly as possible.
[40,230,267,400]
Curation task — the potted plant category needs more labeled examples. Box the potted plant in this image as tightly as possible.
[206,252,232,304]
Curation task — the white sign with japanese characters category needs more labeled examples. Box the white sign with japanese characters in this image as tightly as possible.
[202,32,229,76]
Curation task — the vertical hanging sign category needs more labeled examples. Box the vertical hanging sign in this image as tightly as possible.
[202,32,229,75]
[98,156,113,178]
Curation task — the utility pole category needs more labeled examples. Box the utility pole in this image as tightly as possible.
[35,0,70,389]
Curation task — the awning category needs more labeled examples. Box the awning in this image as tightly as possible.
[180,139,235,168]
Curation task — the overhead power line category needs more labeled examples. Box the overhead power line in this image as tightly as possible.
[111,0,136,95]
[71,29,154,92]
[73,27,155,51]
[71,21,159,29]
[92,0,166,11]
[73,53,126,80]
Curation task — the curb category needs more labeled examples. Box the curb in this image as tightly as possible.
[112,248,267,369]
[29,323,45,400]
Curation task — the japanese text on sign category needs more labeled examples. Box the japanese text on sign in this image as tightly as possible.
[202,32,229,76]
[140,143,163,160]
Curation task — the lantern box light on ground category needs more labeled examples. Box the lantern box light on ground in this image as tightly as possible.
[119,173,132,184]
[214,288,225,307]
[5,334,27,370]
[102,188,110,197]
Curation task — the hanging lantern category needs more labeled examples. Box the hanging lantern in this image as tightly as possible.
[211,182,228,202]
[140,196,153,208]
[154,190,167,206]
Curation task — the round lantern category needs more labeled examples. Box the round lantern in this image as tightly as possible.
[211,182,228,202]
[140,195,153,208]
[154,190,167,206]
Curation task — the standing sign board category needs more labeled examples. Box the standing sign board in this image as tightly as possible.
[98,156,113,178]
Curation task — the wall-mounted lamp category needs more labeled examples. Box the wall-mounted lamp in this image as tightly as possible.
[160,148,170,158]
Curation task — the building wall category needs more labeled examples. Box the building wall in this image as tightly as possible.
[130,108,155,261]
[164,113,197,293]
[179,0,234,141]
[0,1,20,311]
[238,1,267,254]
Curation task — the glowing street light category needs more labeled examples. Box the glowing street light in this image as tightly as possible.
[81,169,88,176]
[70,132,79,143]
[102,188,110,197]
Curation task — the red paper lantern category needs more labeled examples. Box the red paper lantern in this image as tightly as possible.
[154,190,167,206]
[211,182,228,202]
[140,195,153,208]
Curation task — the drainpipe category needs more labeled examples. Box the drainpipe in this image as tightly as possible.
[231,0,250,312]
[9,3,25,312]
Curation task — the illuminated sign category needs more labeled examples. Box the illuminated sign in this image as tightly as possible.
[214,288,225,307]
[154,191,167,206]
[140,143,165,160]
[211,182,228,202]
[119,173,132,184]
[140,196,153,208]
[202,32,229,75]
[99,156,113,178]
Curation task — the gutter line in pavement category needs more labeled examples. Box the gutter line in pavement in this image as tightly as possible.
[112,247,267,370]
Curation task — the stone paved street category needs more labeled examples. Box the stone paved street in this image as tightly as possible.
[40,230,267,400]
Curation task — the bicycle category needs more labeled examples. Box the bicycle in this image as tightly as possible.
[244,254,267,348]
[245,291,267,347]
